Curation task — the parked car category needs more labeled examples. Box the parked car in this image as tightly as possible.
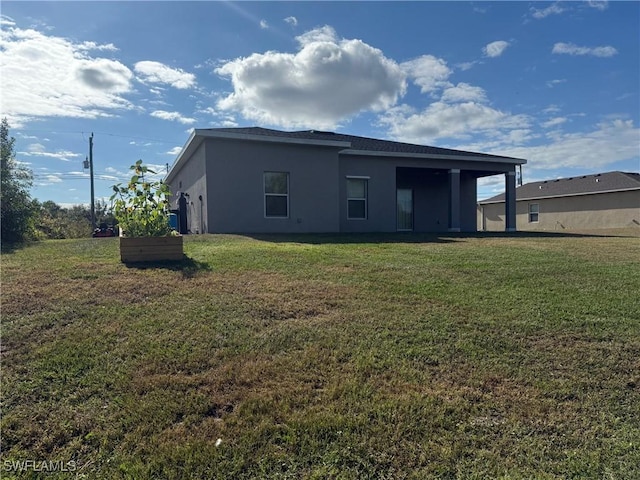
[92,223,117,238]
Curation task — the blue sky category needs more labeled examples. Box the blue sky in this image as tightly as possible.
[1,1,638,206]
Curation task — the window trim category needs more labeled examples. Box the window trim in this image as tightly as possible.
[528,202,539,223]
[346,176,368,220]
[264,171,289,219]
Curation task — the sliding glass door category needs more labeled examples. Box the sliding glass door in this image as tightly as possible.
[397,188,413,231]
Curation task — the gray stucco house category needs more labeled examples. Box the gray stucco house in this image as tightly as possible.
[165,127,526,234]
[478,171,640,231]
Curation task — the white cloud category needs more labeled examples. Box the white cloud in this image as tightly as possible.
[495,120,640,169]
[541,117,568,128]
[77,41,118,52]
[150,110,196,125]
[456,60,481,71]
[18,143,81,162]
[546,79,567,88]
[295,25,338,45]
[0,23,134,125]
[166,146,182,156]
[134,61,196,89]
[284,16,298,26]
[0,15,16,27]
[215,26,406,129]
[260,19,269,29]
[483,40,510,58]
[531,3,565,19]
[401,55,451,94]
[587,1,608,11]
[552,42,618,57]
[378,101,530,144]
[441,83,487,103]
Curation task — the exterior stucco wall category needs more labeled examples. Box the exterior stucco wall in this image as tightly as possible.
[167,142,207,234]
[206,138,341,233]
[479,190,640,231]
[339,156,397,232]
[396,169,449,232]
[340,160,481,233]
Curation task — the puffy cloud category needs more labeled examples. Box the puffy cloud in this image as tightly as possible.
[150,110,196,125]
[77,58,132,91]
[495,120,640,169]
[0,23,134,125]
[530,3,565,19]
[441,83,487,103]
[215,26,405,129]
[134,61,196,89]
[401,55,451,94]
[260,19,269,29]
[483,40,510,58]
[77,41,118,52]
[296,25,338,46]
[166,146,182,156]
[284,16,298,26]
[379,101,530,144]
[552,42,618,57]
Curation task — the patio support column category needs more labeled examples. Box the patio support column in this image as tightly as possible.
[505,170,517,232]
[448,169,461,232]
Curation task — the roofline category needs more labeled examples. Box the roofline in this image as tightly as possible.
[165,129,197,184]
[478,186,640,204]
[166,129,527,183]
[165,129,351,184]
[198,129,352,148]
[342,149,527,164]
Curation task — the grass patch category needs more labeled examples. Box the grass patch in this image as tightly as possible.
[2,231,639,478]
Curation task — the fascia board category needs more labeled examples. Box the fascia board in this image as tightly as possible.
[341,149,527,165]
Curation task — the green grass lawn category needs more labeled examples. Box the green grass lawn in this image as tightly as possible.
[2,232,639,479]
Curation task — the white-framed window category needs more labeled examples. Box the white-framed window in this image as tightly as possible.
[528,203,539,223]
[264,172,289,218]
[347,177,368,220]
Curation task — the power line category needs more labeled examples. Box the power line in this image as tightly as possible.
[16,129,182,145]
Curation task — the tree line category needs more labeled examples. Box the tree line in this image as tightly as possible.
[1,118,115,245]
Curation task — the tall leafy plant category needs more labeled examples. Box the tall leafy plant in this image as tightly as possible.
[110,160,173,237]
[1,118,36,244]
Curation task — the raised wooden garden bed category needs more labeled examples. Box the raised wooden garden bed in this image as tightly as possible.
[119,235,183,263]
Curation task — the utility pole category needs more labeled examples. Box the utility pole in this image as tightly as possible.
[89,133,96,231]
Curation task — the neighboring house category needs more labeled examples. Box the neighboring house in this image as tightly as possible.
[478,171,640,231]
[165,127,526,234]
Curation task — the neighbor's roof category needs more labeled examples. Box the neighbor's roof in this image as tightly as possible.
[479,171,640,204]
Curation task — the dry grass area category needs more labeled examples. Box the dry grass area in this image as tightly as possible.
[1,231,639,479]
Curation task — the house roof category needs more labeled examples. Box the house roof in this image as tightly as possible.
[205,126,524,161]
[166,126,526,184]
[479,171,640,204]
